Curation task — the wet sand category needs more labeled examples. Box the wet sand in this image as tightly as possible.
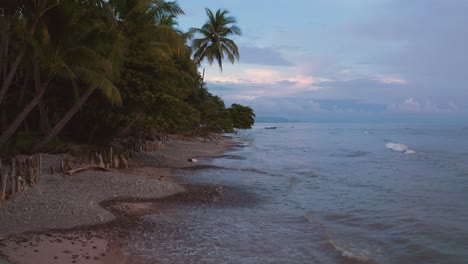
[0,135,235,264]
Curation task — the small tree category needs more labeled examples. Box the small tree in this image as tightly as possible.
[228,104,255,129]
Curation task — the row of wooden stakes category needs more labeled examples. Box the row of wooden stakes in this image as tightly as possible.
[131,139,164,153]
[0,154,42,207]
[53,147,133,177]
[0,139,165,207]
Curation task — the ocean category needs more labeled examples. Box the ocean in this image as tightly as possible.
[125,123,468,263]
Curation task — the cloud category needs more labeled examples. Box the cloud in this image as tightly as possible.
[348,0,468,96]
[372,74,408,85]
[188,0,468,121]
[238,46,294,66]
[206,67,326,96]
[388,98,461,113]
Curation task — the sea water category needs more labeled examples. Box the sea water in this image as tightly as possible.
[125,123,468,263]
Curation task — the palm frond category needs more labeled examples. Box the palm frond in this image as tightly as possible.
[191,8,241,71]
[75,66,122,105]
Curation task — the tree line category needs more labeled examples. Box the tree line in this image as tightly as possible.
[0,0,255,155]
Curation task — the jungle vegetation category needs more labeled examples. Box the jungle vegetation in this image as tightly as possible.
[0,0,255,154]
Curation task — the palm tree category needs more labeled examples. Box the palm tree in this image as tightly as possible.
[190,8,241,71]
[31,0,187,151]
[29,0,125,152]
[0,0,59,106]
[108,0,187,57]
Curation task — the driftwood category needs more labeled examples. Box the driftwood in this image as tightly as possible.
[66,164,111,176]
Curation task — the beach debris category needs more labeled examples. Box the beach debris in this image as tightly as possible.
[65,165,111,176]
[187,158,198,163]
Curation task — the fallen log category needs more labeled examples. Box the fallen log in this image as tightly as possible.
[66,164,112,176]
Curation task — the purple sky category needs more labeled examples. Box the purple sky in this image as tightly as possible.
[178,0,468,122]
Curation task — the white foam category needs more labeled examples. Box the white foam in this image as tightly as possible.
[329,239,373,263]
[385,142,416,154]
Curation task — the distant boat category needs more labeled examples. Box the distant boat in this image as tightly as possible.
[265,126,277,129]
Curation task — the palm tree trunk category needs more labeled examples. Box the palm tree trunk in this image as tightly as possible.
[200,68,205,88]
[31,84,98,153]
[0,20,10,84]
[34,63,50,133]
[0,49,25,105]
[0,79,49,150]
[0,14,42,106]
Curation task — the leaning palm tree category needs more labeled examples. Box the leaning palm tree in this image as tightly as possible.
[189,8,241,71]
[28,0,125,152]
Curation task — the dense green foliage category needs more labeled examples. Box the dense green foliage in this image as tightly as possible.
[0,0,254,153]
[229,104,256,129]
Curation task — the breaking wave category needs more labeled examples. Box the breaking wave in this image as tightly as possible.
[385,142,416,154]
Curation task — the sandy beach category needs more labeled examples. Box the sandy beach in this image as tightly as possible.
[0,135,235,264]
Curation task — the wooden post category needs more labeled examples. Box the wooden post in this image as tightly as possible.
[109,148,113,168]
[1,171,8,202]
[102,150,107,165]
[120,153,129,169]
[60,159,64,173]
[38,153,42,177]
[21,160,27,191]
[97,154,104,168]
[34,155,39,183]
[10,158,16,199]
[51,165,55,175]
[28,157,34,185]
[90,152,95,164]
[24,158,28,185]
[16,160,21,193]
[126,152,131,165]
[0,159,5,203]
[113,155,119,169]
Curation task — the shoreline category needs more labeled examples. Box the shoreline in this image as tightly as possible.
[0,135,236,264]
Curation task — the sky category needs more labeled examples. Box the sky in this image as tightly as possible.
[177,0,468,122]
